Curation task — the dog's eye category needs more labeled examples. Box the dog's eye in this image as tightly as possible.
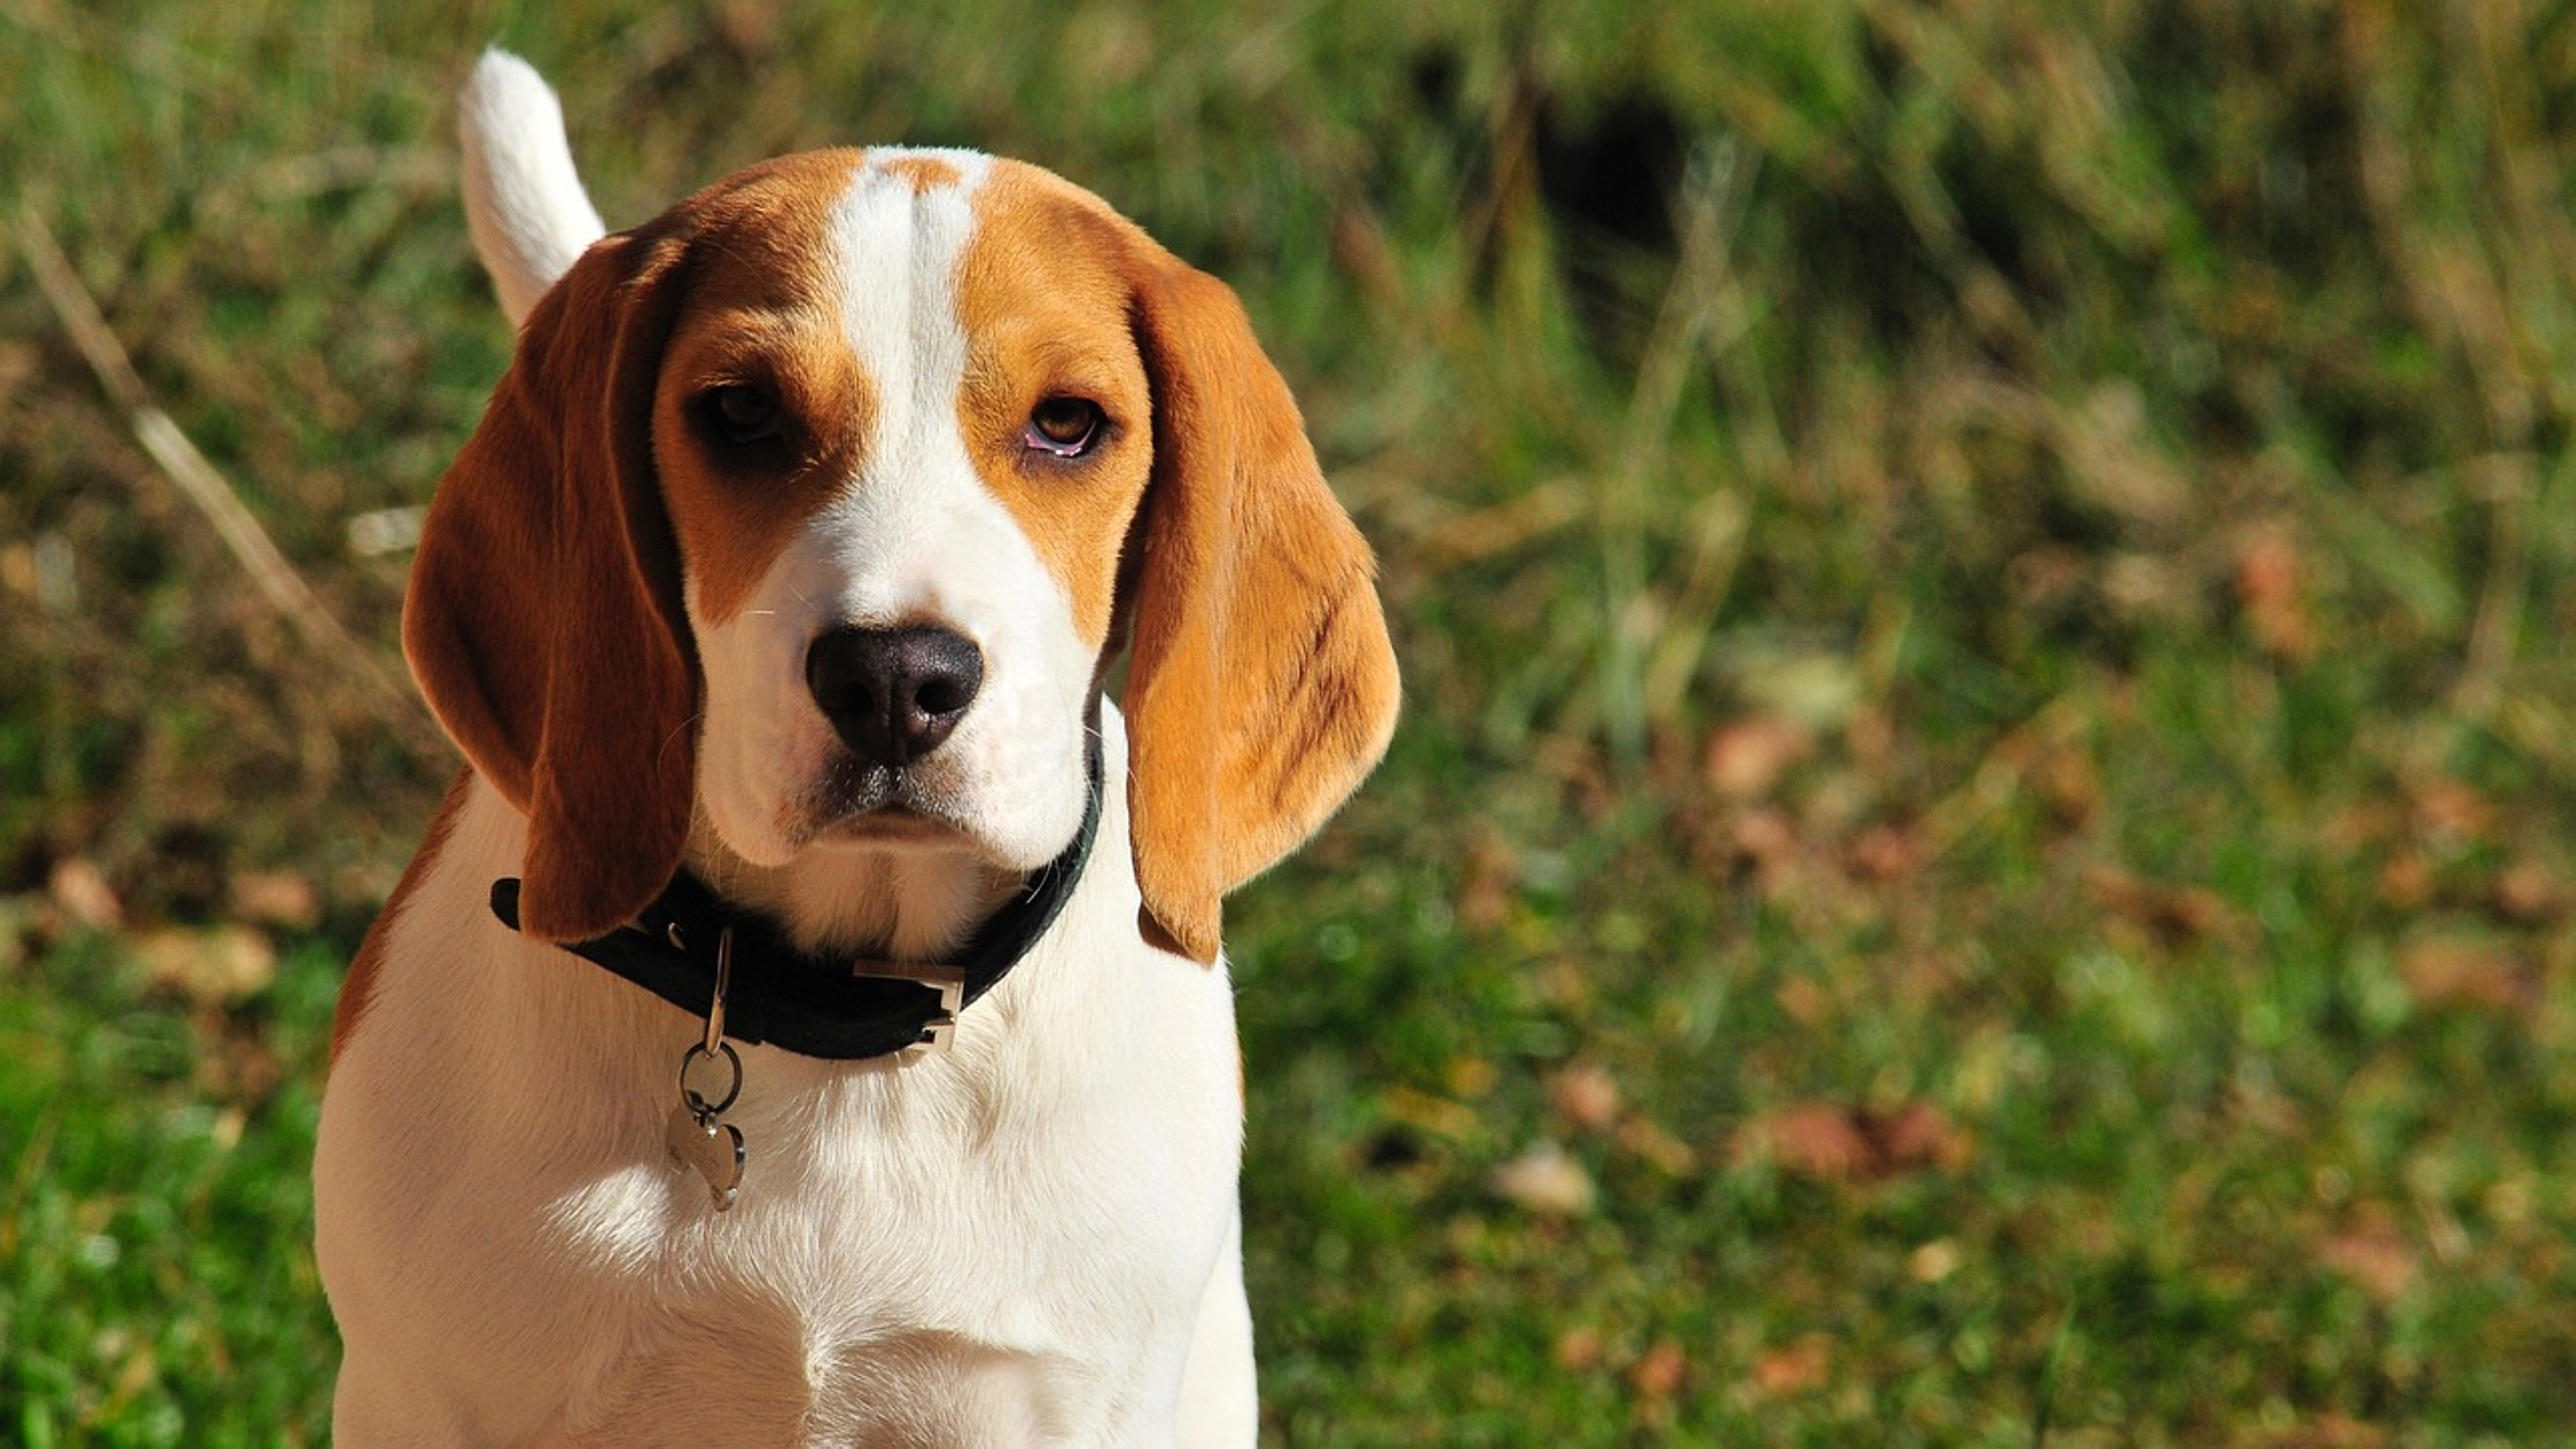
[704,384,782,444]
[1024,398,1103,458]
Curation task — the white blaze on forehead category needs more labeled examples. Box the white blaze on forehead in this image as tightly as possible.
[830,150,991,468]
[806,148,1018,622]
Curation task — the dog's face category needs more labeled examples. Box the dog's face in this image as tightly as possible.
[405,147,1397,961]
[661,152,1148,876]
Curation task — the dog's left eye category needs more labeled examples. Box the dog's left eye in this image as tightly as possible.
[703,384,782,444]
[1024,398,1103,458]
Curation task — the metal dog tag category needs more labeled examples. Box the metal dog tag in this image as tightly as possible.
[665,935,745,1211]
[665,1102,744,1212]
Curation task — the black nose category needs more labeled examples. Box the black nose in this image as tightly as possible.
[804,625,985,766]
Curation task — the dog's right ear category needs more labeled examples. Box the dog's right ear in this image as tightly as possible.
[403,224,700,943]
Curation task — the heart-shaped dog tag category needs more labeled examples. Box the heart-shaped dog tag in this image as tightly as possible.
[665,1103,745,1212]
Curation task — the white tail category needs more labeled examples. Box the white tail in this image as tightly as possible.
[458,51,607,327]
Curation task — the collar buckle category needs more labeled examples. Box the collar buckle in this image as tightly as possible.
[851,962,968,1057]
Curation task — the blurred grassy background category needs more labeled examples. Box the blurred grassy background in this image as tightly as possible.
[7,0,2576,1442]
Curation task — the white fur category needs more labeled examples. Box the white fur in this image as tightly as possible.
[317,56,1259,1444]
[460,50,606,324]
[316,718,1253,1444]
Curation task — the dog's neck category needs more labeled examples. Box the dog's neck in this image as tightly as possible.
[682,824,1022,964]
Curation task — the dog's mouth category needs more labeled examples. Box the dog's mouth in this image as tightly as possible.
[796,757,977,849]
[818,804,958,846]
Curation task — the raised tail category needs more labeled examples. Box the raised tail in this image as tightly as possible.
[458,50,607,326]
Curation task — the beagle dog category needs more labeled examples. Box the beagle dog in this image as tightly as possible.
[313,52,1397,1444]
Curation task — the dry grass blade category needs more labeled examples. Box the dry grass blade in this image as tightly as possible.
[1604,140,1756,753]
[15,201,430,745]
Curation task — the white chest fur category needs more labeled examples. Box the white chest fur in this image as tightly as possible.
[314,735,1250,1444]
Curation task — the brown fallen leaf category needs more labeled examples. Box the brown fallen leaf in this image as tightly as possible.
[2035,741,2104,827]
[230,869,321,930]
[1553,1326,1604,1371]
[1845,822,1921,884]
[1730,809,1800,868]
[1774,975,1832,1026]
[48,857,122,930]
[1629,1338,1686,1400]
[136,925,276,1006]
[2493,859,2562,923]
[2085,866,2239,951]
[1742,1099,1970,1183]
[2398,935,2532,1014]
[2317,1218,2418,1304]
[1755,1102,1872,1181]
[1548,1061,1621,1132]
[1871,1101,1972,1175]
[2411,780,2494,847]
[1703,716,1813,800]
[1747,1334,1831,1398]
[2375,853,2434,910]
[2235,530,2315,662]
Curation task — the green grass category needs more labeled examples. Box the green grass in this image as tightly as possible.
[9,1,2576,1442]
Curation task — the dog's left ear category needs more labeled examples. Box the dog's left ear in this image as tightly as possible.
[1119,254,1400,964]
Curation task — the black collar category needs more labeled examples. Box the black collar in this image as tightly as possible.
[489,729,1105,1061]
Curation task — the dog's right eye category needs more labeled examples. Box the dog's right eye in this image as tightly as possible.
[702,384,782,444]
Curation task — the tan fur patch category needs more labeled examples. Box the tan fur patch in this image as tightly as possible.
[653,150,873,627]
[878,153,965,193]
[953,165,1159,649]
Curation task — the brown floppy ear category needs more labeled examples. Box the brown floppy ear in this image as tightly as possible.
[402,223,698,943]
[1121,257,1401,963]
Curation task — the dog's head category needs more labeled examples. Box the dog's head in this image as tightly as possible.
[405,146,1397,963]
